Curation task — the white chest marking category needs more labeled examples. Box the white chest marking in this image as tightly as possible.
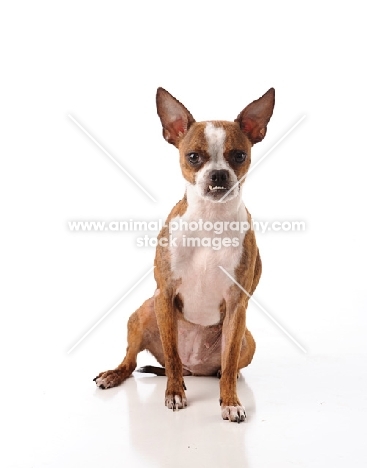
[170,190,249,326]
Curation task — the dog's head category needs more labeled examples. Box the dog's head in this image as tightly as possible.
[156,88,275,203]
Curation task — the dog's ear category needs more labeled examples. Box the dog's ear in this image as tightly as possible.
[235,88,275,144]
[156,88,195,147]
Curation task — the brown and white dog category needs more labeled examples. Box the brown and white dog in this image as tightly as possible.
[94,87,275,423]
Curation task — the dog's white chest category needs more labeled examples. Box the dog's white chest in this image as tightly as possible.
[169,195,249,326]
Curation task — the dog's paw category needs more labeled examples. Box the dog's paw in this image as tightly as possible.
[165,379,187,410]
[165,383,187,410]
[221,404,246,423]
[93,369,126,389]
[165,393,187,410]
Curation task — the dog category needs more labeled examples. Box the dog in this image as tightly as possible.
[94,87,275,422]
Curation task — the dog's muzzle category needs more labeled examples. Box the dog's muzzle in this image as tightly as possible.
[205,169,232,199]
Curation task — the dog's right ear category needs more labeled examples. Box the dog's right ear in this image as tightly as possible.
[156,88,195,147]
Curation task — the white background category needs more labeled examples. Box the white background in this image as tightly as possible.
[1,1,366,467]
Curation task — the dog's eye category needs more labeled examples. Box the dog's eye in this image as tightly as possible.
[187,152,201,165]
[233,151,247,164]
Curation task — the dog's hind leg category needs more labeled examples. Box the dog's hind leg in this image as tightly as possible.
[94,297,156,389]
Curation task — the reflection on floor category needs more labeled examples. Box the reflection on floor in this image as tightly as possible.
[6,352,367,467]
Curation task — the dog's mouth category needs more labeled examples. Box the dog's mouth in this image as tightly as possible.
[208,185,227,192]
[206,184,231,199]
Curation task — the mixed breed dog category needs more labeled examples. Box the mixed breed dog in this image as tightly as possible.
[94,87,275,423]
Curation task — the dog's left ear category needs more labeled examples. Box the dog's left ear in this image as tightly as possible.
[235,88,275,144]
[156,88,195,147]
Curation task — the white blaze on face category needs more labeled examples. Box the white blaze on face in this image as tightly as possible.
[192,122,239,202]
[204,122,226,164]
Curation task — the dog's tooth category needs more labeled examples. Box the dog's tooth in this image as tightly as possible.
[209,185,227,191]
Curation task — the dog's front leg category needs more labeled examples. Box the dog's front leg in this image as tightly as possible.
[154,288,187,410]
[220,230,258,422]
[220,301,249,422]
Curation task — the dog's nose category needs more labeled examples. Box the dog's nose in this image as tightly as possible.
[209,170,229,183]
